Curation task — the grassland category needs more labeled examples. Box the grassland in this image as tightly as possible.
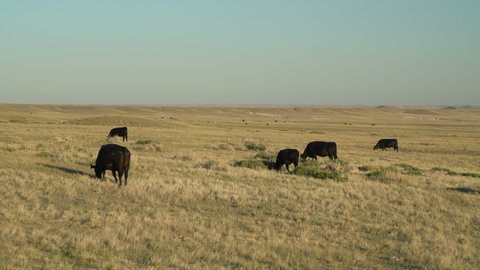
[0,104,479,269]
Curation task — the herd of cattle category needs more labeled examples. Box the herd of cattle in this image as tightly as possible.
[91,126,399,186]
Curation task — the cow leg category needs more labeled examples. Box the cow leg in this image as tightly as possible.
[124,169,128,186]
[112,170,118,182]
[101,171,106,181]
[286,164,290,172]
[118,170,124,186]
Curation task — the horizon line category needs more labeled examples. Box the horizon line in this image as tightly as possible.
[1,103,479,109]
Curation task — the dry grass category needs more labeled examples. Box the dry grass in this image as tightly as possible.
[1,104,479,269]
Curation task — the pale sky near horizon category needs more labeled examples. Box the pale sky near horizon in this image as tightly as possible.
[1,1,479,105]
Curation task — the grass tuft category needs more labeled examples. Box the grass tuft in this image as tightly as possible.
[254,151,274,160]
[244,141,266,151]
[196,160,224,170]
[295,166,343,180]
[432,167,480,178]
[431,167,457,175]
[173,154,193,161]
[133,140,162,152]
[233,159,268,169]
[460,172,480,178]
[362,163,423,182]
[36,151,55,158]
[136,139,155,145]
[296,160,349,181]
[0,146,16,152]
[366,166,398,183]
[358,165,370,171]
[215,143,230,150]
[395,163,423,176]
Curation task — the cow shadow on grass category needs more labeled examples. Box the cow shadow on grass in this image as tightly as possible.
[447,187,480,195]
[43,164,92,178]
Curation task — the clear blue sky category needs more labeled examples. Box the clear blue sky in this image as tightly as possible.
[1,1,479,105]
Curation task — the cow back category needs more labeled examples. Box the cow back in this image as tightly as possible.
[109,127,128,136]
[95,144,130,171]
[374,138,398,150]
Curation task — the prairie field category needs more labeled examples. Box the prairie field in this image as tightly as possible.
[0,104,479,269]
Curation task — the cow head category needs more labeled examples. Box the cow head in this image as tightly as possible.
[272,163,280,171]
[261,160,274,170]
[300,153,307,159]
[90,164,102,178]
[373,145,378,150]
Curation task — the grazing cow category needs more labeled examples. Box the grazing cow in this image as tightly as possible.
[301,141,338,160]
[273,149,299,172]
[90,144,131,186]
[108,127,128,142]
[374,139,398,151]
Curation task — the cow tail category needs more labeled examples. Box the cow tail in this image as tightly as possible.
[124,149,131,183]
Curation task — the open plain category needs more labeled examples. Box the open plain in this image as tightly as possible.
[0,104,479,269]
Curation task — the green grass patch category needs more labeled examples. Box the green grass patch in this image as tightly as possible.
[233,159,269,169]
[296,160,349,181]
[299,159,319,167]
[432,167,480,178]
[295,166,343,180]
[360,163,423,179]
[132,143,162,152]
[136,139,155,145]
[366,170,384,179]
[459,172,480,178]
[234,150,274,170]
[395,163,423,176]
[215,143,243,151]
[173,155,193,161]
[244,141,266,151]
[254,151,274,160]
[196,160,224,170]
[366,166,398,183]
[0,146,16,152]
[432,167,457,175]
[36,151,55,158]
[358,165,370,171]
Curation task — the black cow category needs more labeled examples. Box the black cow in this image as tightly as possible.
[90,144,131,186]
[374,139,398,151]
[273,149,299,172]
[301,141,338,160]
[108,127,128,142]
